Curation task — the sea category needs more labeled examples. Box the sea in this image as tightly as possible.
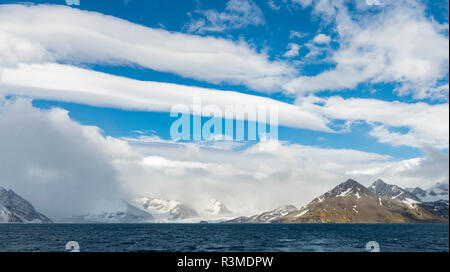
[0,223,448,252]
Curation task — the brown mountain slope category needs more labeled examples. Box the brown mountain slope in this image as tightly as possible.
[276,179,447,223]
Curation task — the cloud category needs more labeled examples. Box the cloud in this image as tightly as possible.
[347,146,449,189]
[284,1,449,99]
[289,30,308,40]
[365,0,380,6]
[65,0,80,6]
[283,43,301,57]
[186,0,265,33]
[297,95,449,149]
[312,33,331,44]
[267,0,282,10]
[0,97,133,219]
[0,62,331,132]
[1,62,446,150]
[369,125,446,149]
[0,4,290,92]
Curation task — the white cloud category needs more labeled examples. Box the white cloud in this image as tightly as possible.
[297,95,449,149]
[1,62,447,150]
[397,83,449,101]
[312,33,331,44]
[289,30,307,40]
[284,1,449,100]
[267,0,282,10]
[0,62,331,132]
[365,0,380,6]
[0,4,290,92]
[347,147,449,189]
[186,0,265,33]
[303,41,332,61]
[0,98,133,219]
[65,0,80,6]
[283,43,301,57]
[369,125,446,149]
[292,0,338,18]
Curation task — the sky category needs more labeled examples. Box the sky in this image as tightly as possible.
[0,0,448,218]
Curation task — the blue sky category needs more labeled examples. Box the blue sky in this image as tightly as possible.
[0,0,448,215]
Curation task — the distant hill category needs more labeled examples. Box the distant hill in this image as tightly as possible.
[66,201,154,223]
[226,205,297,223]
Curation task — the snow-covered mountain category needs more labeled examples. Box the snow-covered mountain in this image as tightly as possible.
[368,179,421,206]
[67,201,153,223]
[405,182,449,202]
[134,197,199,221]
[0,186,52,223]
[275,179,446,223]
[226,205,296,223]
[368,180,449,219]
[132,197,234,222]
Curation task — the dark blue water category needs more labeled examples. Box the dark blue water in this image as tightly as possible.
[0,224,448,252]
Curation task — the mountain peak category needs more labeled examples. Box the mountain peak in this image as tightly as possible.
[318,179,371,200]
[341,179,365,188]
[345,178,358,184]
[368,179,421,203]
[337,179,367,191]
[134,197,199,221]
[369,179,388,190]
[372,179,386,186]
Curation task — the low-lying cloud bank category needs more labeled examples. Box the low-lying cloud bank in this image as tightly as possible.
[0,97,130,218]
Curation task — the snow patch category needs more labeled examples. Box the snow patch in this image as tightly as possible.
[337,188,352,197]
[402,198,419,208]
[296,209,309,217]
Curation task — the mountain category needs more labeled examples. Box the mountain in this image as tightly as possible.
[226,205,297,223]
[417,200,449,220]
[68,201,153,223]
[276,179,446,223]
[0,186,52,223]
[405,187,428,199]
[369,180,449,220]
[405,182,449,202]
[134,197,199,221]
[368,179,421,205]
